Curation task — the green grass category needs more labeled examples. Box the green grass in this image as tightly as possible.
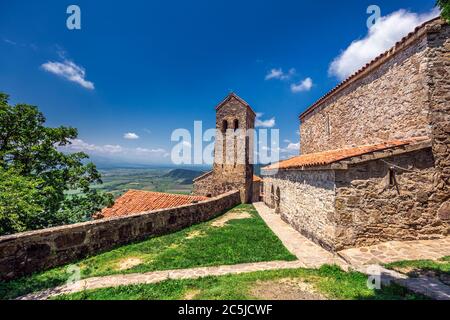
[53,265,425,300]
[0,204,296,300]
[385,256,450,277]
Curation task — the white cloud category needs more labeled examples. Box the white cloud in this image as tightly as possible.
[329,8,439,80]
[136,147,166,153]
[291,77,313,93]
[41,60,95,90]
[255,113,276,128]
[286,142,300,151]
[61,139,169,163]
[265,68,296,81]
[124,132,139,140]
[64,139,123,154]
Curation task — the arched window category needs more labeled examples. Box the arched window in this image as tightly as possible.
[271,185,275,209]
[234,119,239,131]
[275,187,281,213]
[222,120,228,132]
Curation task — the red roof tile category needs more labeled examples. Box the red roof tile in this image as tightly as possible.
[262,137,430,171]
[98,190,208,219]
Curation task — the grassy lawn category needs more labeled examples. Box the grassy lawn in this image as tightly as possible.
[0,204,296,300]
[53,265,425,300]
[385,256,450,278]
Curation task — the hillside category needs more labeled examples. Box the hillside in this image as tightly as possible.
[163,169,206,184]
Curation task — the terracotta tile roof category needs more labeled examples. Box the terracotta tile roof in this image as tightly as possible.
[262,137,430,171]
[299,17,444,121]
[253,175,263,182]
[98,190,208,219]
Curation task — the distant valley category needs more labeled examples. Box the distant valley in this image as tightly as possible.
[68,167,207,198]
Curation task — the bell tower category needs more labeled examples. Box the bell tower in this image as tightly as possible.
[193,93,255,203]
[214,93,255,202]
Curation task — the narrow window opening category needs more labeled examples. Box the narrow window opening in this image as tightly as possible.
[222,120,228,132]
[388,168,396,186]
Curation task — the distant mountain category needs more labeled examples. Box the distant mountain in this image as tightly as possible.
[163,169,206,184]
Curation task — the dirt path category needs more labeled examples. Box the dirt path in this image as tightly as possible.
[17,260,305,300]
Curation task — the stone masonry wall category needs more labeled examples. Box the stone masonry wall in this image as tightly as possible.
[425,23,450,224]
[300,32,431,154]
[0,190,241,281]
[334,148,449,250]
[263,171,337,250]
[192,171,214,197]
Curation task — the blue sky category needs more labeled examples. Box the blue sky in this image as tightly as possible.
[0,0,439,166]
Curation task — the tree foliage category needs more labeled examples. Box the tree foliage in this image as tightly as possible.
[437,0,450,22]
[0,93,113,235]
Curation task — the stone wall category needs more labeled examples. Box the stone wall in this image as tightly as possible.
[261,147,449,251]
[192,171,214,197]
[251,180,262,203]
[300,25,432,154]
[334,148,449,250]
[426,23,450,223]
[0,190,241,281]
[263,170,337,250]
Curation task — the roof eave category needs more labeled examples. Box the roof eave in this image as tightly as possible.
[261,139,432,173]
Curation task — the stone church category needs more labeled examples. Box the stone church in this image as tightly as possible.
[262,17,450,251]
[195,17,449,252]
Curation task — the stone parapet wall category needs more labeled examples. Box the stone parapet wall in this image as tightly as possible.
[426,23,450,223]
[0,190,241,281]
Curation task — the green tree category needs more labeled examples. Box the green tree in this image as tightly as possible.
[0,93,113,235]
[437,0,450,22]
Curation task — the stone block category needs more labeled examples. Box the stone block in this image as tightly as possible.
[438,201,450,221]
[55,231,86,249]
[26,243,51,260]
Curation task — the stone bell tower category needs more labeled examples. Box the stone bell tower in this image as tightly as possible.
[193,93,255,203]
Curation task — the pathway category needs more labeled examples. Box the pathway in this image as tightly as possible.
[255,202,450,300]
[352,264,450,300]
[18,260,305,300]
[338,237,450,267]
[253,202,347,269]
